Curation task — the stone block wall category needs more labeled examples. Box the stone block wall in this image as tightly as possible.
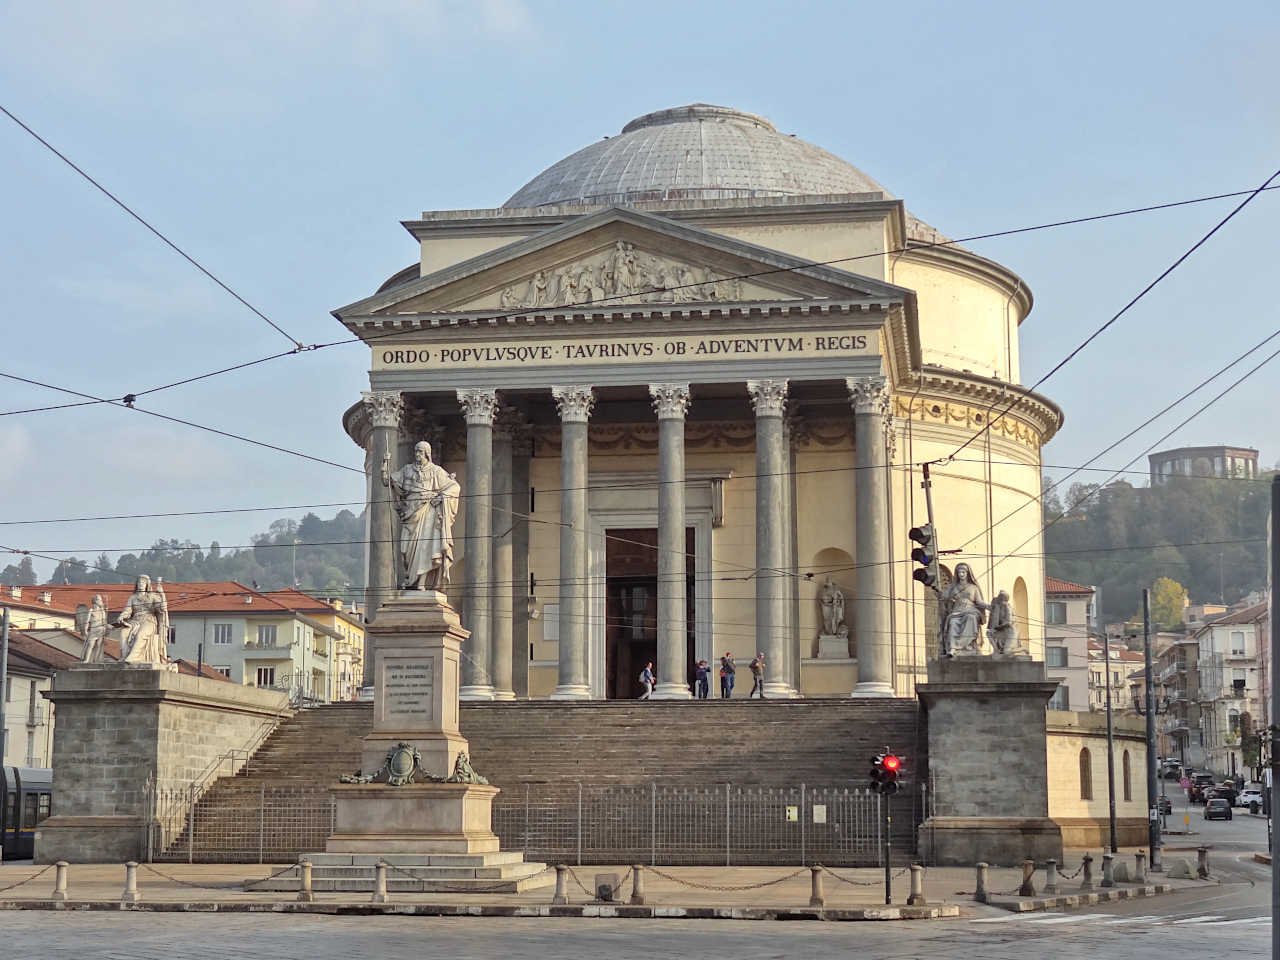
[36,664,288,863]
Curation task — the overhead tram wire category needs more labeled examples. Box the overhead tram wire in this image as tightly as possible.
[939,165,1280,463]
[943,314,1280,564]
[0,103,304,350]
[4,182,1280,420]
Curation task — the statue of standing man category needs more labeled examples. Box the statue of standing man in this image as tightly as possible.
[383,441,461,592]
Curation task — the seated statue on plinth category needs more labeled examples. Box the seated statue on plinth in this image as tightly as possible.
[115,575,172,666]
[383,440,461,593]
[938,562,988,657]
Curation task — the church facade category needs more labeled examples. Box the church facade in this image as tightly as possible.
[337,104,1062,701]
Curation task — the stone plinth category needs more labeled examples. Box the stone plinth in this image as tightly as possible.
[916,657,1063,866]
[816,634,849,659]
[36,663,288,863]
[327,782,501,854]
[360,592,470,779]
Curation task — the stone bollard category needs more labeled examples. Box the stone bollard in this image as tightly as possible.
[809,864,824,908]
[552,864,568,905]
[1197,846,1210,879]
[1044,858,1059,895]
[122,861,141,905]
[907,864,926,906]
[1080,853,1094,891]
[1018,859,1036,897]
[372,860,389,904]
[630,864,646,906]
[974,862,989,903]
[297,859,314,903]
[51,861,69,903]
[1134,850,1147,884]
[1101,853,1115,888]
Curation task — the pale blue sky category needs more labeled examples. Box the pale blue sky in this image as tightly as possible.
[1,0,1277,579]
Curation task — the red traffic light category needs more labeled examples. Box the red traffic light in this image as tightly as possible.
[882,754,901,772]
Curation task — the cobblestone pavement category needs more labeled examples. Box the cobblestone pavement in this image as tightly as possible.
[0,904,1267,960]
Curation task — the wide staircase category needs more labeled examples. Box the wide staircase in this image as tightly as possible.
[162,699,924,864]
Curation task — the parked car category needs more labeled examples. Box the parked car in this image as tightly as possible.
[1203,798,1233,821]
[1239,787,1264,812]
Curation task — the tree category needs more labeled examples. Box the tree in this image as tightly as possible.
[1146,576,1188,629]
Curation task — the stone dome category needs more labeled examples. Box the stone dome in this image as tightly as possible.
[503,104,945,242]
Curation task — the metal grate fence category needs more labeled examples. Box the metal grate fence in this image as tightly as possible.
[150,781,905,866]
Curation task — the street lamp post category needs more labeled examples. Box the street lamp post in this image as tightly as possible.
[1102,633,1119,853]
[1132,589,1169,873]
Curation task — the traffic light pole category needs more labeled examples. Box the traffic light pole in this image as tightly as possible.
[883,794,892,905]
[920,462,938,555]
[1103,632,1119,853]
[1269,474,1279,960]
[1143,588,1162,872]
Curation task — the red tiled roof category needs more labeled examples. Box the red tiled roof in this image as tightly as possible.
[32,581,297,616]
[1046,576,1095,596]
[7,631,82,671]
[175,659,233,681]
[1208,601,1267,626]
[1086,639,1144,661]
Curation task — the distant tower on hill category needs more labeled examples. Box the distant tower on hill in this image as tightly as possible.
[1148,445,1258,484]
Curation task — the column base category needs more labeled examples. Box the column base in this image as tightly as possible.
[651,682,693,700]
[491,690,517,701]
[549,683,592,700]
[458,685,496,701]
[851,681,895,698]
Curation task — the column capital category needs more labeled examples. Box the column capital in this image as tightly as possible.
[361,390,403,430]
[649,383,691,420]
[551,385,595,423]
[746,379,788,418]
[457,388,500,426]
[846,376,889,418]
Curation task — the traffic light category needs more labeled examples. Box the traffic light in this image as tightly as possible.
[908,523,939,590]
[869,752,903,794]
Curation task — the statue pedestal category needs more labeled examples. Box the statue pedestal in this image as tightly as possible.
[357,591,469,780]
[316,592,551,891]
[816,633,850,659]
[915,657,1063,866]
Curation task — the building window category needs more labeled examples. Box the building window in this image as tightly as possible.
[213,666,232,679]
[1046,646,1068,668]
[1230,631,1246,656]
[1046,602,1067,625]
[167,626,176,644]
[1090,670,1102,688]
[255,666,276,687]
[37,793,51,822]
[213,623,233,645]
[257,624,277,647]
[1229,710,1241,734]
[1049,684,1070,710]
[1079,748,1093,800]
[1122,750,1132,802]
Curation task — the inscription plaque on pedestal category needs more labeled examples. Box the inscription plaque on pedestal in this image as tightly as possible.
[382,658,434,725]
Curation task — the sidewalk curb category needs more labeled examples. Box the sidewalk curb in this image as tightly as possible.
[988,883,1177,913]
[0,899,961,921]
[1253,853,1271,865]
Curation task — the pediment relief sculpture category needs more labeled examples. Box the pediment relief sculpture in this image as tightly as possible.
[496,242,782,309]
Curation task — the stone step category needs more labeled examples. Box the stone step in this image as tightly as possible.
[247,861,554,893]
[307,852,529,867]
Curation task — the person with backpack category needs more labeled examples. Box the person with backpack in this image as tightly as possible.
[749,652,766,698]
[719,652,736,698]
[638,661,654,699]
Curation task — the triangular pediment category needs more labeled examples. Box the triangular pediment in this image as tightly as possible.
[333,206,914,319]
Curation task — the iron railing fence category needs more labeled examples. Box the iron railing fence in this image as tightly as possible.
[150,781,915,866]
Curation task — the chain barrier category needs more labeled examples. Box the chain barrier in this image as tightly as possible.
[1058,861,1085,881]
[0,863,53,894]
[140,861,296,891]
[818,863,910,887]
[644,864,808,891]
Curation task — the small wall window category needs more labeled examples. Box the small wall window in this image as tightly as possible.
[1079,748,1093,801]
[213,666,232,678]
[1049,684,1070,710]
[1046,647,1068,669]
[1046,601,1068,625]
[258,624,277,646]
[167,626,176,644]
[1122,750,1132,802]
[255,666,276,687]
[212,623,233,644]
[1230,631,1246,656]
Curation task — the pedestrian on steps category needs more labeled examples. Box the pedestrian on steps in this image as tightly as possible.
[695,659,710,699]
[749,652,766,698]
[639,661,654,699]
[719,652,736,698]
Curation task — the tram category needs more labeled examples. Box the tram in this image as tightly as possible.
[1,766,52,860]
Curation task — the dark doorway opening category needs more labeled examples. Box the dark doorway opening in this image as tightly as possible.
[604,527,695,699]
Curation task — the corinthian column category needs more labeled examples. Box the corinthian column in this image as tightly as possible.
[360,390,403,687]
[650,383,692,699]
[490,409,519,701]
[457,388,499,700]
[550,385,594,700]
[747,379,793,697]
[848,376,894,697]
